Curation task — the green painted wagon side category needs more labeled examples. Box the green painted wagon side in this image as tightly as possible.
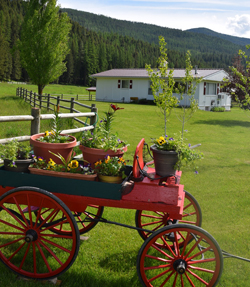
[0,166,132,200]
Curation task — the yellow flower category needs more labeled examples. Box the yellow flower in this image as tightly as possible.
[48,158,56,166]
[44,131,50,137]
[50,130,56,136]
[68,160,79,169]
[105,156,110,163]
[95,160,101,166]
[157,136,166,145]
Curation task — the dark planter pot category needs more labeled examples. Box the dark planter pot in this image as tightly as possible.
[4,158,34,173]
[30,133,77,164]
[150,145,179,177]
[79,145,127,168]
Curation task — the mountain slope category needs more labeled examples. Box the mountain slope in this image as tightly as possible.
[186,28,250,46]
[61,8,247,56]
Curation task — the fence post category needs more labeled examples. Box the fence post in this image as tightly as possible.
[56,96,60,109]
[31,107,40,135]
[25,89,28,100]
[39,94,42,109]
[61,94,63,99]
[90,104,97,129]
[76,94,78,100]
[16,87,19,97]
[70,98,74,113]
[30,92,33,105]
[47,94,50,111]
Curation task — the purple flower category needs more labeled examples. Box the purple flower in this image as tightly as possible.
[12,161,15,165]
[100,120,103,123]
[188,143,191,147]
[194,171,198,174]
[165,135,168,138]
[169,137,174,141]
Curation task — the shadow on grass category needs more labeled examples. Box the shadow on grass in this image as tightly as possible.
[61,250,141,287]
[1,96,22,101]
[194,119,250,128]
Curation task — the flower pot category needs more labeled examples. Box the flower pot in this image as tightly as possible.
[30,133,77,164]
[98,174,123,184]
[29,167,97,181]
[150,145,178,177]
[79,145,127,168]
[4,158,34,173]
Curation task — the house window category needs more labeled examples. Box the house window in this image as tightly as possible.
[118,80,132,89]
[206,83,217,95]
[122,80,129,89]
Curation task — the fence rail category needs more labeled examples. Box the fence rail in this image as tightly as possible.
[0,107,97,145]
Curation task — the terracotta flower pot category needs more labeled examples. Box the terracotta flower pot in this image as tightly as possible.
[30,133,77,164]
[4,158,34,173]
[79,145,127,168]
[29,167,97,181]
[98,174,123,184]
[150,145,178,177]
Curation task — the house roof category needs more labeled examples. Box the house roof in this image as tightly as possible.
[91,68,228,80]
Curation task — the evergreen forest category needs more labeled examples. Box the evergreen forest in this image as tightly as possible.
[1,0,249,87]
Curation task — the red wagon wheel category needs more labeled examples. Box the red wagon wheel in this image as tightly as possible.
[135,191,202,248]
[37,205,104,236]
[0,187,80,280]
[137,224,223,287]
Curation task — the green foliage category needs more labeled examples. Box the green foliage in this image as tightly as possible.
[0,139,32,167]
[94,156,127,177]
[228,45,250,109]
[211,107,225,112]
[81,104,128,151]
[18,0,71,94]
[146,36,179,135]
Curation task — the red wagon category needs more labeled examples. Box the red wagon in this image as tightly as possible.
[0,139,223,286]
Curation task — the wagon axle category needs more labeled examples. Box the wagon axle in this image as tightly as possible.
[173,259,187,274]
[25,229,38,243]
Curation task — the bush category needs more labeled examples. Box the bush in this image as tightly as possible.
[211,107,225,112]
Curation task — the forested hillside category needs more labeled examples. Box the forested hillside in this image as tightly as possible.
[0,0,246,87]
[186,28,250,47]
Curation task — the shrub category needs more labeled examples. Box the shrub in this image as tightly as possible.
[211,107,225,112]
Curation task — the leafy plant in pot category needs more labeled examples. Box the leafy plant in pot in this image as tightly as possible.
[30,106,77,163]
[151,132,203,177]
[80,104,128,168]
[0,139,33,172]
[94,155,127,184]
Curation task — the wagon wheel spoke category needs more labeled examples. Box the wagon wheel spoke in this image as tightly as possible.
[0,187,79,280]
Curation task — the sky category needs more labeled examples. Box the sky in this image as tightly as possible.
[58,0,250,39]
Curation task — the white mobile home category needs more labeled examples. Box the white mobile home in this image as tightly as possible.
[91,68,231,111]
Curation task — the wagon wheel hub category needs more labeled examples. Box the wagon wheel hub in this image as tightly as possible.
[25,229,38,243]
[173,259,187,274]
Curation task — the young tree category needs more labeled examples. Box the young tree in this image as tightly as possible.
[19,0,71,95]
[175,51,203,137]
[225,47,250,108]
[146,36,179,135]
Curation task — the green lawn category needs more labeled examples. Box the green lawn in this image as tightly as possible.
[0,83,250,286]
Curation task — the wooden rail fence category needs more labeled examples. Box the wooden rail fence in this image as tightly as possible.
[0,107,97,145]
[16,87,95,114]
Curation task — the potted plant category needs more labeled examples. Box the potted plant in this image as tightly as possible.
[30,106,77,163]
[94,155,127,184]
[0,139,33,172]
[79,104,128,167]
[150,132,203,177]
[29,152,97,181]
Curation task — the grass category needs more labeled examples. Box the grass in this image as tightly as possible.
[0,82,250,286]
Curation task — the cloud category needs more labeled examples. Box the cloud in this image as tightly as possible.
[227,14,250,37]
